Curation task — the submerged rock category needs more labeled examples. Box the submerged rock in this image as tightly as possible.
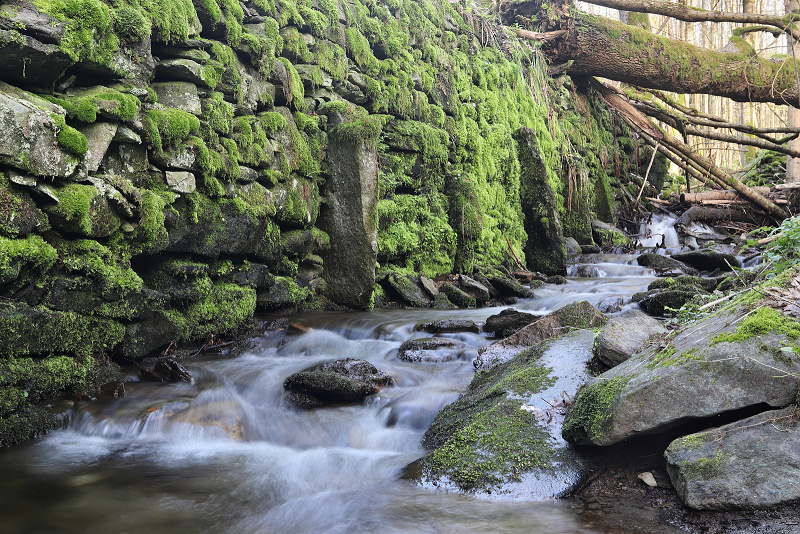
[563,306,800,446]
[397,338,463,362]
[283,358,393,406]
[475,301,606,371]
[665,406,800,510]
[416,319,480,334]
[594,310,667,368]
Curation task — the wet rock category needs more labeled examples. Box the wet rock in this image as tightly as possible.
[597,297,624,313]
[637,253,699,276]
[419,275,439,298]
[416,319,480,334]
[438,283,476,308]
[459,275,490,303]
[581,244,601,254]
[432,292,457,309]
[545,275,567,285]
[0,86,79,178]
[165,171,196,193]
[564,236,581,254]
[316,109,379,309]
[283,358,393,405]
[154,357,191,383]
[592,220,629,247]
[155,58,208,87]
[483,308,538,338]
[0,31,73,88]
[665,406,800,510]
[563,307,800,446]
[398,338,462,362]
[121,310,182,359]
[638,290,696,317]
[475,301,606,371]
[594,310,666,367]
[384,274,431,307]
[80,122,118,173]
[487,274,535,298]
[407,330,595,497]
[671,250,741,272]
[517,127,567,275]
[99,381,125,399]
[151,81,201,115]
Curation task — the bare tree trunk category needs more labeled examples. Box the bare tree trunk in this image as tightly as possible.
[787,0,800,182]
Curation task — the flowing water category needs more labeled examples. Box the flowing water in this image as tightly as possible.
[0,255,667,534]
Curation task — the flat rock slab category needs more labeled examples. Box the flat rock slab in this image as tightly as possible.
[671,251,741,272]
[665,406,800,510]
[397,338,464,362]
[563,308,800,446]
[415,319,479,334]
[594,310,667,367]
[475,301,606,371]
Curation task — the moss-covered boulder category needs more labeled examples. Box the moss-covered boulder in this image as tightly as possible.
[406,330,595,496]
[563,306,800,446]
[0,85,80,178]
[665,405,800,510]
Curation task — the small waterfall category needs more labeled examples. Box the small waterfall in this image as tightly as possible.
[637,214,680,249]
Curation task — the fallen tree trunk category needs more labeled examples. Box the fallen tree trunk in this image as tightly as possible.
[510,3,800,106]
[681,187,771,203]
[675,206,759,228]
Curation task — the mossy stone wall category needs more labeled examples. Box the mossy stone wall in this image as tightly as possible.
[0,0,643,445]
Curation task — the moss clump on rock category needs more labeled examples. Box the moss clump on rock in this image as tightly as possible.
[562,375,630,443]
[413,342,558,492]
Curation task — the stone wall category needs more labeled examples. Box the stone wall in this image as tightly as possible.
[0,0,655,444]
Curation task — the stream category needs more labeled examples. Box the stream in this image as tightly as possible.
[0,251,679,534]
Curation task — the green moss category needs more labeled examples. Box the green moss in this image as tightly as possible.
[0,235,58,279]
[277,57,306,112]
[45,183,96,235]
[49,113,88,157]
[173,282,256,340]
[562,376,630,442]
[0,302,125,357]
[420,342,558,491]
[143,108,200,154]
[712,306,800,345]
[60,239,142,293]
[44,88,141,124]
[646,347,704,369]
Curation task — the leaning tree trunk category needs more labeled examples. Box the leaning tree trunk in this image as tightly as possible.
[507,1,800,106]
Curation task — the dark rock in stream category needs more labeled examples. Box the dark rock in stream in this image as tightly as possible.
[671,250,741,272]
[665,405,800,510]
[483,308,538,338]
[415,319,480,334]
[397,338,464,362]
[283,358,393,406]
[637,253,698,276]
[140,358,192,383]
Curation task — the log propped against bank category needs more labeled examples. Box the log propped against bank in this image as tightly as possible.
[501,0,795,221]
[504,0,800,106]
